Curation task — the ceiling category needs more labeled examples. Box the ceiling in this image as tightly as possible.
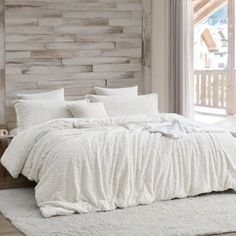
[193,0,227,25]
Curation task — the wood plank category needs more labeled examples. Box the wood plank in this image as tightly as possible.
[31,49,102,59]
[46,2,117,11]
[5,73,71,82]
[5,26,55,34]
[142,0,151,93]
[6,58,62,66]
[39,17,109,26]
[123,26,142,34]
[201,73,207,106]
[102,48,141,57]
[116,39,142,48]
[71,71,134,80]
[117,3,142,11]
[75,33,141,42]
[55,26,123,34]
[195,73,200,105]
[93,63,141,72]
[6,43,47,51]
[5,17,38,26]
[213,72,219,107]
[6,34,75,43]
[5,9,62,18]
[207,73,212,106]
[46,42,115,50]
[0,213,24,236]
[63,11,131,18]
[6,51,31,60]
[0,0,5,125]
[62,57,130,65]
[109,18,141,26]
[26,65,93,74]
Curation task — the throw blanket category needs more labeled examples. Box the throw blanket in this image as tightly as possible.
[1,114,236,217]
[145,119,227,138]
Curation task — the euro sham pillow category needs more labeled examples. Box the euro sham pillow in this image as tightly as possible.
[94,86,138,96]
[17,88,64,101]
[86,93,158,117]
[13,99,88,130]
[67,102,108,119]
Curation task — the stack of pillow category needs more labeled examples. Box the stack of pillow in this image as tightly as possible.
[13,86,159,132]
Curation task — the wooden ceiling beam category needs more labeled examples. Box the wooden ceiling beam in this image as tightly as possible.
[194,0,227,26]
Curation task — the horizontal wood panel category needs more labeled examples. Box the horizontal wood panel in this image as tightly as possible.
[1,0,151,128]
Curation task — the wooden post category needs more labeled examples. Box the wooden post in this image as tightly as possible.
[227,0,235,114]
[142,0,152,94]
[0,0,5,125]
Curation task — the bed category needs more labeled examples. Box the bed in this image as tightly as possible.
[1,87,236,218]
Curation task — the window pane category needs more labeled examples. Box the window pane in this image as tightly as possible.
[193,0,228,121]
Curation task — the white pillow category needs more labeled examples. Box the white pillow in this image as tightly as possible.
[17,88,64,101]
[13,99,88,130]
[67,102,108,119]
[94,86,138,96]
[86,93,158,117]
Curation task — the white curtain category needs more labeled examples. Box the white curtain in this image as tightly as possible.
[169,0,194,117]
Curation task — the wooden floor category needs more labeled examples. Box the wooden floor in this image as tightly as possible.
[0,213,23,236]
[0,212,235,236]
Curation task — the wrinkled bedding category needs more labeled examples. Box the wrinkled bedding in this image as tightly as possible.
[1,114,236,217]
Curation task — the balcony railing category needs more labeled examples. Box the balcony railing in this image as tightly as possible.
[194,70,228,109]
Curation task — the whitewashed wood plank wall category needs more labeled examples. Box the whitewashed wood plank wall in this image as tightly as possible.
[0,0,152,128]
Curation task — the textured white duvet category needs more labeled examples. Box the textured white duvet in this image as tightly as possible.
[1,114,236,217]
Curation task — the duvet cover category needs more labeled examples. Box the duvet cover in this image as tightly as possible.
[1,114,236,217]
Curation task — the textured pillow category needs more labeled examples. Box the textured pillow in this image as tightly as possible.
[67,102,108,119]
[86,93,158,117]
[17,88,64,101]
[94,86,138,96]
[13,99,89,130]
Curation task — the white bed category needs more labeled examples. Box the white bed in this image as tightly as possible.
[1,114,236,217]
[1,88,236,218]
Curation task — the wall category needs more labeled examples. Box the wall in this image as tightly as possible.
[151,0,170,113]
[0,0,151,128]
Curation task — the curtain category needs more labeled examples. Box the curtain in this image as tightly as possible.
[169,0,194,117]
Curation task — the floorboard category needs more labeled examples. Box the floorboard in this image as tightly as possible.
[0,213,23,236]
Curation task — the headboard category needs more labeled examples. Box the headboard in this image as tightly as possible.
[0,0,152,129]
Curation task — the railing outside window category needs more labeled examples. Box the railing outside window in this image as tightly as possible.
[194,70,227,109]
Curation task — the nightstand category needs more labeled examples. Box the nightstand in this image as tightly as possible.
[0,135,14,157]
[0,135,36,190]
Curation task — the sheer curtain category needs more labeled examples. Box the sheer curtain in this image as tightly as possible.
[169,0,194,117]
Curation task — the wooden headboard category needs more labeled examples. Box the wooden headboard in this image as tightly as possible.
[0,0,152,129]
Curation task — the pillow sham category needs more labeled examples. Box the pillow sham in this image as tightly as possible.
[94,86,138,96]
[17,88,64,101]
[13,99,88,130]
[67,102,108,119]
[86,93,158,117]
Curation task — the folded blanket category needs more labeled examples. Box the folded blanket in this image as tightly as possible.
[145,119,227,138]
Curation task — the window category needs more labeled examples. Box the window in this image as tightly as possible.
[193,0,236,122]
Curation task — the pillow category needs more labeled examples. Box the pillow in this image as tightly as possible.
[13,99,88,130]
[86,93,158,117]
[17,88,64,101]
[94,86,138,96]
[67,102,108,119]
[9,128,21,136]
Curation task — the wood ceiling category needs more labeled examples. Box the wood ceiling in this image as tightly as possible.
[193,0,227,25]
